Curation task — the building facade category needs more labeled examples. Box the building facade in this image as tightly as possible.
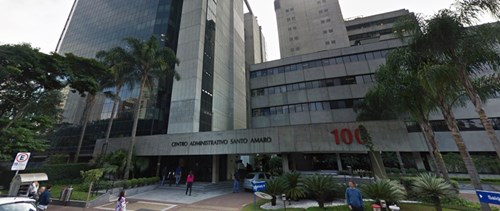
[57,0,246,137]
[274,0,350,58]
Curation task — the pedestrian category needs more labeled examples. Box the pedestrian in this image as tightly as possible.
[185,170,194,196]
[27,181,39,199]
[232,170,240,193]
[161,166,168,186]
[37,185,51,211]
[168,171,175,187]
[345,181,364,211]
[175,166,182,186]
[115,190,127,211]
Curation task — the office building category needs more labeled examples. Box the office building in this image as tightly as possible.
[274,0,350,58]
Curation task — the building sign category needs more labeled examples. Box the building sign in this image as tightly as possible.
[11,152,30,171]
[331,128,364,145]
[171,137,272,148]
[477,190,500,205]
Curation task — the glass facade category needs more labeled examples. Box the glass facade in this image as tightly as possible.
[57,0,184,139]
[199,0,217,132]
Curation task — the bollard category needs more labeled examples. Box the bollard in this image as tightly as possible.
[371,204,382,211]
[389,204,400,211]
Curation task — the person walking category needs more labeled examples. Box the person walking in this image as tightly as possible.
[185,171,195,196]
[168,171,175,187]
[232,171,240,193]
[345,181,364,211]
[115,190,127,211]
[37,185,51,211]
[175,166,182,186]
[161,166,168,186]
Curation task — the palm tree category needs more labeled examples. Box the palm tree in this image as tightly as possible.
[120,36,180,179]
[412,173,456,211]
[283,171,306,203]
[63,53,109,163]
[356,48,450,181]
[360,179,406,205]
[302,174,336,209]
[263,177,288,206]
[408,2,500,160]
[96,47,135,159]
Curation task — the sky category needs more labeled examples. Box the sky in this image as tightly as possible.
[0,0,496,61]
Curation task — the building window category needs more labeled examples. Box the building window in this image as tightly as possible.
[289,37,294,41]
[321,20,325,24]
[293,26,297,30]
[326,18,331,22]
[288,27,292,31]
[295,47,300,51]
[323,30,327,34]
[285,9,289,12]
[325,41,330,45]
[328,29,333,33]
[331,40,336,44]
[319,10,323,14]
[294,36,299,40]
[290,8,294,11]
[291,17,295,21]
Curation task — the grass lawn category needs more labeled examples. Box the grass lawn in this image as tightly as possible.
[242,200,486,211]
[50,184,98,201]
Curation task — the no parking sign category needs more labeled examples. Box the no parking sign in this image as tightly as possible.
[11,152,30,171]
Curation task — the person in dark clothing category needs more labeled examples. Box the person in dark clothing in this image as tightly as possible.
[161,166,168,186]
[185,171,195,196]
[37,185,52,211]
[233,171,240,193]
[168,171,175,186]
[345,181,364,211]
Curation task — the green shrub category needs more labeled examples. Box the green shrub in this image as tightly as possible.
[407,168,418,175]
[412,173,456,211]
[26,163,92,181]
[360,179,406,204]
[283,172,306,201]
[264,177,288,206]
[124,180,132,189]
[302,174,336,209]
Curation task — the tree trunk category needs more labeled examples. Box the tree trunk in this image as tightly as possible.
[102,85,122,160]
[419,120,450,181]
[74,94,95,163]
[459,70,500,160]
[271,196,277,206]
[396,151,406,175]
[438,100,491,211]
[86,181,94,208]
[318,196,325,209]
[433,196,442,211]
[124,78,146,180]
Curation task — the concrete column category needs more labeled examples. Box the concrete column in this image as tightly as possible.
[396,151,407,174]
[336,153,343,171]
[282,154,290,173]
[212,155,219,184]
[413,152,426,171]
[155,156,161,177]
[426,154,436,172]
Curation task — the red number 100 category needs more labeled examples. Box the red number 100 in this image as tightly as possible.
[330,128,363,145]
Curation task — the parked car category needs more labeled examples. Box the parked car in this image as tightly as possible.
[0,197,36,211]
[243,172,271,190]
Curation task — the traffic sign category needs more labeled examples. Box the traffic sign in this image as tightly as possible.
[11,152,30,171]
[476,190,500,205]
[252,181,266,192]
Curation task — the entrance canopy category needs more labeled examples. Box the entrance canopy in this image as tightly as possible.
[12,173,48,183]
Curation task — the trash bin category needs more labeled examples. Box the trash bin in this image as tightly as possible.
[371,204,382,211]
[59,186,73,205]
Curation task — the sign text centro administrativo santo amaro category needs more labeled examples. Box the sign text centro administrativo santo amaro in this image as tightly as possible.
[171,137,272,147]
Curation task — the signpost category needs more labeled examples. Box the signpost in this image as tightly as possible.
[476,190,500,205]
[11,152,30,175]
[252,181,266,211]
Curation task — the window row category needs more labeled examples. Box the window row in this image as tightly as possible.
[251,74,375,97]
[250,49,391,78]
[405,118,500,133]
[252,99,362,117]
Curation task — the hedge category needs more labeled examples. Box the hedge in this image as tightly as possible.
[25,163,92,181]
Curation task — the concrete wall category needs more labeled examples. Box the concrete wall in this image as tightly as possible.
[168,0,246,133]
[97,120,433,156]
[275,0,350,58]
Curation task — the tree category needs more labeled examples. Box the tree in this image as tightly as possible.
[357,48,450,181]
[360,179,406,205]
[116,36,180,179]
[64,53,110,163]
[95,47,136,159]
[358,125,388,179]
[283,171,306,203]
[302,174,336,209]
[80,168,104,206]
[407,1,500,160]
[412,173,456,211]
[0,44,104,160]
[263,177,288,206]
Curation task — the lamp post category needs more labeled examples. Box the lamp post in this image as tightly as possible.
[282,194,287,211]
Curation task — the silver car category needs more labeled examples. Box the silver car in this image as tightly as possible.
[0,197,37,211]
[243,172,271,190]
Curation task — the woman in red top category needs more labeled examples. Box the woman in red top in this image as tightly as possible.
[185,170,195,196]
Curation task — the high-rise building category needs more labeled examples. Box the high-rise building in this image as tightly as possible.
[57,0,247,140]
[274,0,350,58]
